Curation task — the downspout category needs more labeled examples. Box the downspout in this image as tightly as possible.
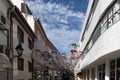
[9,6,15,80]
[10,13,13,80]
[6,7,11,80]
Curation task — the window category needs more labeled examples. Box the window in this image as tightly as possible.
[21,3,26,13]
[82,1,120,54]
[87,69,89,80]
[110,58,120,80]
[83,70,86,80]
[98,64,105,80]
[110,60,115,80]
[92,24,101,44]
[18,26,24,43]
[28,61,33,72]
[84,0,99,34]
[28,38,33,50]
[101,14,108,34]
[18,58,24,71]
[81,33,85,42]
[84,45,89,53]
[116,58,120,80]
[117,58,120,68]
[91,68,95,80]
[92,0,99,14]
[37,33,41,41]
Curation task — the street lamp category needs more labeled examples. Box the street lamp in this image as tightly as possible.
[15,42,24,57]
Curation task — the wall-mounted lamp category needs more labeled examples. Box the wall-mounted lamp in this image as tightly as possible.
[14,42,24,57]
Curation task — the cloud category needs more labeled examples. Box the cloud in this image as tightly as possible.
[25,0,85,55]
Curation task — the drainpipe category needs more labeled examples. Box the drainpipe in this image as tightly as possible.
[10,13,13,80]
[9,6,15,80]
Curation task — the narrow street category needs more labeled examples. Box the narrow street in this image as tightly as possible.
[0,0,88,80]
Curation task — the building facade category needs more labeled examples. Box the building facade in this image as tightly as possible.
[0,0,68,80]
[0,0,13,80]
[33,18,61,80]
[0,0,36,80]
[11,6,36,80]
[10,1,65,80]
[76,0,120,80]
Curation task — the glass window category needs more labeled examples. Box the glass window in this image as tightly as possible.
[117,69,120,80]
[92,0,99,13]
[28,61,33,72]
[117,58,120,68]
[110,59,115,80]
[83,70,86,80]
[91,68,95,80]
[108,7,114,28]
[18,26,24,43]
[87,69,89,80]
[114,0,120,22]
[110,60,115,69]
[81,34,85,42]
[92,24,101,44]
[18,58,24,71]
[88,39,93,50]
[98,64,105,80]
[37,33,41,41]
[84,45,89,53]
[110,70,115,80]
[21,3,26,13]
[110,57,120,80]
[28,38,33,50]
[101,15,108,34]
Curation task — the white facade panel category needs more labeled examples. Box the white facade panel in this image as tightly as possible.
[80,0,115,50]
[80,20,120,69]
[76,0,120,80]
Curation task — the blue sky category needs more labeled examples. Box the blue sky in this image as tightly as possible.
[25,0,88,56]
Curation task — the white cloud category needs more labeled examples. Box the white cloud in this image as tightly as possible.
[25,0,85,55]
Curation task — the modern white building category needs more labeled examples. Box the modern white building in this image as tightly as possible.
[76,0,120,80]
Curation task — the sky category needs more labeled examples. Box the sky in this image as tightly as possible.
[25,0,88,56]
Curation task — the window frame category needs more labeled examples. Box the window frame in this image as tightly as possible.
[28,38,33,50]
[28,61,33,72]
[18,26,24,43]
[18,58,24,71]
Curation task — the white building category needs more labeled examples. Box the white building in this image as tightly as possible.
[76,0,120,80]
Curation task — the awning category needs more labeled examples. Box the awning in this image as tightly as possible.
[0,53,11,68]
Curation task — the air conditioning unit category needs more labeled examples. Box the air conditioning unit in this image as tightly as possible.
[0,11,7,30]
[0,45,10,58]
